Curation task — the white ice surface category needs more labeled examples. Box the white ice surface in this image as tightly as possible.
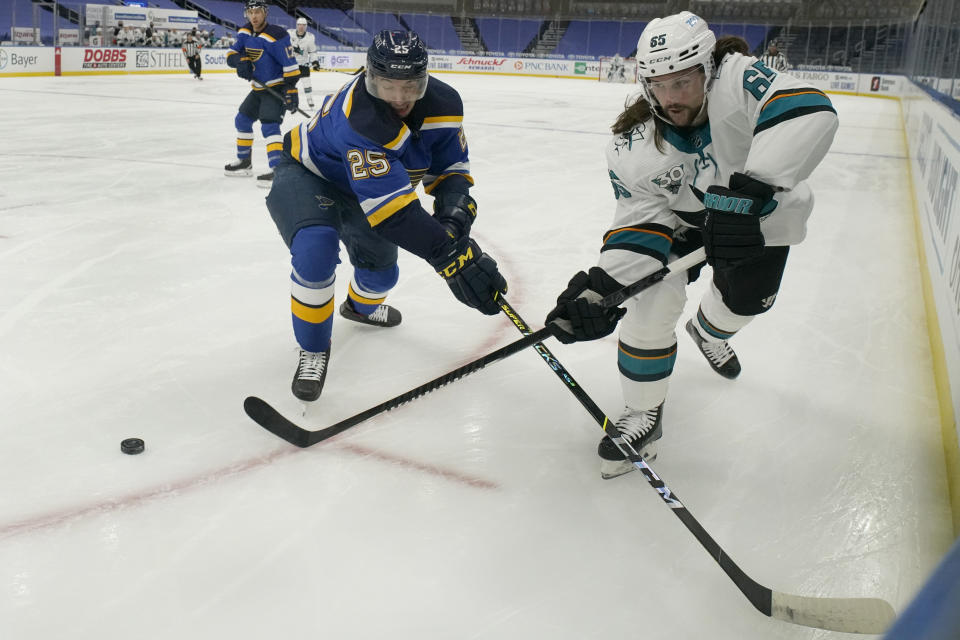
[0,72,953,639]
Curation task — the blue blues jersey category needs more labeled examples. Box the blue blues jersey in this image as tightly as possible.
[228,22,299,89]
[286,74,473,229]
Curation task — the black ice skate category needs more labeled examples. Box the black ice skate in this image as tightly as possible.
[224,157,252,177]
[292,348,330,402]
[598,403,663,479]
[256,171,274,189]
[685,319,741,379]
[339,300,401,327]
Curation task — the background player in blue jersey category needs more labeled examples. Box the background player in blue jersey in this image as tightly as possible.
[265,30,508,402]
[223,0,300,188]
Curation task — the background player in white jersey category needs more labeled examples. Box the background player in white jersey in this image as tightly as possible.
[287,17,319,109]
[545,12,838,479]
[760,40,790,72]
[606,53,627,82]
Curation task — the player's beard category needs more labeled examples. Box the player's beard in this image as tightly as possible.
[663,102,700,127]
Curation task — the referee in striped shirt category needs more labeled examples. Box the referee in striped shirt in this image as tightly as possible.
[760,41,789,72]
[183,33,203,80]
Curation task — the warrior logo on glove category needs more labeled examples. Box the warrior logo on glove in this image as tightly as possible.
[703,192,756,214]
[694,172,777,269]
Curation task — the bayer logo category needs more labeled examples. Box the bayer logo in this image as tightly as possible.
[0,49,8,70]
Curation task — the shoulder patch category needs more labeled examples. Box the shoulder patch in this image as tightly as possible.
[612,121,648,156]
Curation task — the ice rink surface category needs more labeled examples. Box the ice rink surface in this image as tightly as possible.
[0,70,954,639]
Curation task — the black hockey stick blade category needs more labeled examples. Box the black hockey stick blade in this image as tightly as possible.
[245,327,553,447]
[243,396,315,447]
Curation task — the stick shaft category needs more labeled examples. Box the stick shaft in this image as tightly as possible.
[304,327,551,444]
[252,80,313,119]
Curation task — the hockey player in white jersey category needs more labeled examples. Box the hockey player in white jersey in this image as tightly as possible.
[545,12,838,479]
[287,17,319,108]
[606,54,627,82]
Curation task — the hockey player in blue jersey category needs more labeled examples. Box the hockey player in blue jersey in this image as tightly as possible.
[265,30,508,402]
[223,0,300,188]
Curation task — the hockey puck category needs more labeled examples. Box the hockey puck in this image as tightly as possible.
[120,438,145,455]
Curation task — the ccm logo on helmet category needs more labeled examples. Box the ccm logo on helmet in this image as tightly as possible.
[649,55,672,64]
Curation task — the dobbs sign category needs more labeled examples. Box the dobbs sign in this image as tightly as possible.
[82,48,127,69]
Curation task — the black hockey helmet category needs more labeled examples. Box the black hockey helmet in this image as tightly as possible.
[365,30,429,103]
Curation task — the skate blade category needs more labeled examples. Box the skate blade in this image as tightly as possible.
[299,398,319,417]
[224,170,252,177]
[600,444,658,480]
[257,181,272,189]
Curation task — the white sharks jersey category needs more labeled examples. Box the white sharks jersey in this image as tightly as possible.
[598,51,838,286]
[286,29,317,67]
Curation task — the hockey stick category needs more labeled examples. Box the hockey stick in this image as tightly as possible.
[244,328,551,447]
[496,252,895,635]
[252,80,313,119]
[243,250,697,448]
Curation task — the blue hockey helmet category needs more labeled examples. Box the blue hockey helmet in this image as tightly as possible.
[365,30,429,103]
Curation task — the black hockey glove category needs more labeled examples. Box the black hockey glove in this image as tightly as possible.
[429,237,507,316]
[235,57,254,81]
[701,172,773,269]
[433,192,477,239]
[311,60,321,72]
[545,267,626,344]
[284,86,299,113]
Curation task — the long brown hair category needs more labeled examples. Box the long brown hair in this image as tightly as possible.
[713,35,749,64]
[609,34,751,152]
